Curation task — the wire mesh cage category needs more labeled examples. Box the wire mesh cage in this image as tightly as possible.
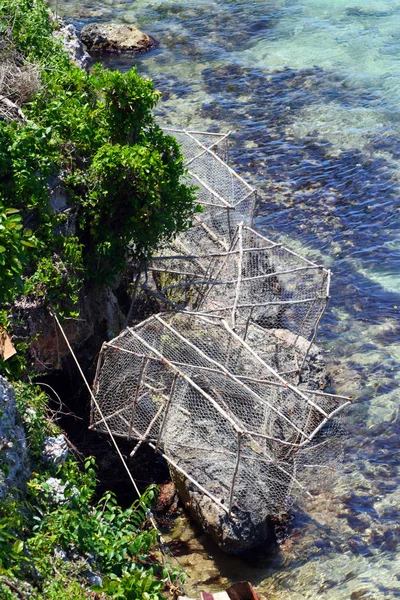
[162,128,256,249]
[91,312,349,518]
[162,127,231,164]
[142,223,330,376]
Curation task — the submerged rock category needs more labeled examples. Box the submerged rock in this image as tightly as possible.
[80,23,157,53]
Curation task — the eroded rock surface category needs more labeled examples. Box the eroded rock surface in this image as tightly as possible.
[0,377,30,499]
[80,23,157,53]
[171,468,276,554]
[12,285,125,373]
[54,20,91,69]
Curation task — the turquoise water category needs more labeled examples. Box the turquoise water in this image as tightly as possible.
[53,0,400,597]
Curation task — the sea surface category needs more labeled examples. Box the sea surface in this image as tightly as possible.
[52,0,400,597]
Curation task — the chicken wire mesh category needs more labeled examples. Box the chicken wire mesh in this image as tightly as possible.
[162,127,231,164]
[92,127,349,525]
[91,312,349,518]
[142,223,330,377]
[162,128,256,249]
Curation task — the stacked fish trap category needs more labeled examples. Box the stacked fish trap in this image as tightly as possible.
[145,222,330,377]
[91,128,350,517]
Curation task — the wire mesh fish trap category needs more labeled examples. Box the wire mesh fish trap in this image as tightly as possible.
[162,127,231,164]
[163,128,256,249]
[91,312,350,518]
[143,223,331,376]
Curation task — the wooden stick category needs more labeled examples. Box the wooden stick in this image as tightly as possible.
[231,222,244,330]
[183,133,231,166]
[243,226,326,269]
[305,401,351,442]
[221,320,329,419]
[156,373,178,452]
[203,296,327,311]
[128,357,148,441]
[89,389,152,430]
[188,170,232,207]
[299,272,331,372]
[193,217,229,251]
[228,432,242,516]
[130,405,164,457]
[127,324,243,435]
[154,315,310,438]
[241,264,325,282]
[50,312,165,538]
[147,441,232,516]
[149,243,280,262]
[123,268,141,329]
[183,136,255,193]
[90,342,106,427]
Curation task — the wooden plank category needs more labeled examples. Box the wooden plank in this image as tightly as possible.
[0,328,16,360]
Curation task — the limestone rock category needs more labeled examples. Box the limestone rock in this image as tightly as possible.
[80,22,157,53]
[43,476,79,504]
[170,468,276,554]
[42,434,69,466]
[12,285,125,373]
[54,21,91,69]
[0,377,30,500]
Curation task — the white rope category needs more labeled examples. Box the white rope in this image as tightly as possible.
[50,311,175,580]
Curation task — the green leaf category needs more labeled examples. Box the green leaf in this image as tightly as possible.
[12,540,24,554]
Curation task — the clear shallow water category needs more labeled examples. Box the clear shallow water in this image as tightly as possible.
[52,0,400,596]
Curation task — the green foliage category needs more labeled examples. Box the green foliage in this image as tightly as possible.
[91,66,160,146]
[0,380,176,598]
[0,451,171,599]
[29,458,158,576]
[84,137,194,279]
[13,381,55,459]
[0,203,37,304]
[98,570,164,600]
[0,0,198,376]
[0,2,189,595]
[0,519,26,570]
[0,0,71,68]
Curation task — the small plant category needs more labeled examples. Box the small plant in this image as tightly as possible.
[0,449,173,599]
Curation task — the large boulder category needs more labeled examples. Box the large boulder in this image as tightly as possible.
[0,377,30,499]
[80,23,157,53]
[171,468,276,554]
[165,331,330,553]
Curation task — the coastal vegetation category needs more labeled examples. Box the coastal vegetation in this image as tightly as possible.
[0,0,196,596]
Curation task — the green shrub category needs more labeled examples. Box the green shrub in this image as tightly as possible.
[0,452,173,599]
[0,0,198,373]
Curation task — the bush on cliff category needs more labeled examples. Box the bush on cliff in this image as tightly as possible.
[0,0,189,596]
[0,0,198,341]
